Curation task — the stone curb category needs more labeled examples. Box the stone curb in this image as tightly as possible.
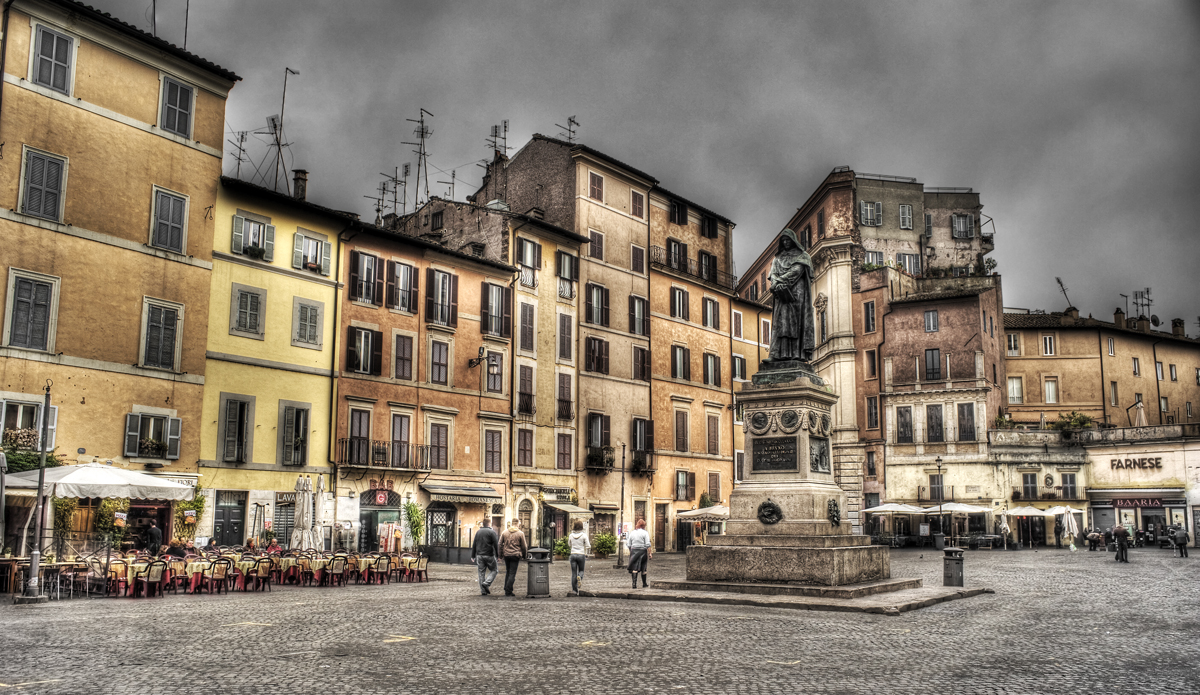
[578,587,993,615]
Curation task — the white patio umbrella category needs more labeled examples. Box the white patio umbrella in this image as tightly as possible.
[290,475,312,550]
[1005,506,1052,548]
[1134,401,1149,427]
[1061,508,1080,549]
[311,474,326,549]
[862,503,924,536]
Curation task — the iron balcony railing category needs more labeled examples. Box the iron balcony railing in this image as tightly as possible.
[649,246,737,290]
[519,265,538,288]
[585,446,614,473]
[556,398,574,421]
[918,485,956,503]
[1012,485,1085,502]
[630,449,656,477]
[517,392,536,415]
[337,438,432,470]
[557,277,576,300]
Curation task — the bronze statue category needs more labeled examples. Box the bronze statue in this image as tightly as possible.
[767,228,815,363]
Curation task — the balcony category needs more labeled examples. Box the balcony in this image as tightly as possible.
[519,265,538,289]
[337,438,431,470]
[517,392,536,416]
[557,277,576,300]
[585,446,615,474]
[630,449,656,477]
[1012,485,1085,502]
[649,246,737,290]
[556,398,574,421]
[918,485,956,503]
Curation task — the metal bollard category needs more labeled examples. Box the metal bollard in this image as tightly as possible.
[526,548,551,598]
[943,547,964,587]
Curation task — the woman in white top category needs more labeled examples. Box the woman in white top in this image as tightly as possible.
[627,518,653,588]
[567,520,590,596]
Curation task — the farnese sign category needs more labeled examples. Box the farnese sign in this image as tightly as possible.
[1110,457,1163,470]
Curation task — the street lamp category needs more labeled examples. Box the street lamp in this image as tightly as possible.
[935,456,944,547]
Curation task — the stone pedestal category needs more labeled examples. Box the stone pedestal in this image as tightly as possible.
[686,365,890,586]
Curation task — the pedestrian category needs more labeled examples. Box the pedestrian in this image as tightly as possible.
[1054,519,1063,548]
[146,520,162,556]
[1113,524,1130,563]
[1174,526,1190,559]
[568,520,590,596]
[627,518,653,589]
[471,518,500,596]
[499,519,529,597]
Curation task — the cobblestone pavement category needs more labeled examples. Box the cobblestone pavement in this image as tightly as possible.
[1,546,1197,694]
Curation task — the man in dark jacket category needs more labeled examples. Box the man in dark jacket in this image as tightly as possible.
[498,520,529,597]
[471,518,500,595]
[1174,526,1191,558]
[147,521,162,556]
[1113,524,1130,563]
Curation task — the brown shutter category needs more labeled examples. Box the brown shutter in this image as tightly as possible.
[683,290,690,321]
[373,255,385,305]
[520,364,532,393]
[601,415,611,447]
[646,419,654,449]
[715,356,721,387]
[628,295,636,333]
[556,250,564,278]
[480,282,490,334]
[630,419,638,450]
[534,241,542,269]
[559,313,571,359]
[708,415,718,455]
[709,471,720,499]
[409,264,420,310]
[585,283,593,323]
[559,372,570,400]
[502,286,513,338]
[681,243,689,265]
[370,330,383,376]
[601,339,610,374]
[425,268,435,318]
[572,254,580,280]
[676,411,686,451]
[448,274,459,326]
[385,260,397,308]
[349,250,361,300]
[601,287,610,326]
[684,348,691,381]
[687,472,696,500]
[346,326,358,372]
[733,312,741,337]
[713,303,720,331]
[703,355,711,384]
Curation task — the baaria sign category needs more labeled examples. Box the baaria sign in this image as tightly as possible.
[1113,498,1163,508]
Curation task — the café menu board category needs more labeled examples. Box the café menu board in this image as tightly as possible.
[752,436,798,471]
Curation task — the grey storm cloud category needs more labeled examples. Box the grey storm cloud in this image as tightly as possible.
[94,0,1200,325]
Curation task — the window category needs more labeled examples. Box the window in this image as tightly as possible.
[430,211,443,231]
[899,204,913,229]
[699,251,717,281]
[865,349,877,379]
[629,296,649,336]
[585,337,609,374]
[586,283,609,326]
[1135,393,1143,404]
[32,26,73,94]
[150,189,187,253]
[761,319,771,345]
[349,251,380,303]
[1061,473,1077,499]
[1155,361,1164,380]
[732,355,747,381]
[896,406,913,443]
[631,190,644,218]
[924,310,939,333]
[670,287,690,320]
[924,213,932,236]
[820,310,827,343]
[930,474,945,502]
[864,251,884,266]
[429,423,449,469]
[925,348,941,380]
[670,200,689,225]
[733,311,743,339]
[748,283,758,301]
[142,300,180,370]
[280,404,309,466]
[517,238,541,287]
[556,251,579,299]
[293,232,331,276]
[1160,396,1168,413]
[675,411,689,452]
[866,396,879,429]
[481,283,510,337]
[897,253,920,275]
[702,297,719,329]
[230,285,266,339]
[556,433,572,470]
[293,300,322,348]
[1109,381,1118,406]
[160,76,193,137]
[701,216,719,239]
[1107,337,1115,356]
[675,469,695,501]
[1022,473,1037,500]
[390,413,410,467]
[430,340,449,385]
[518,429,533,467]
[630,245,645,274]
[589,172,604,201]
[385,261,417,311]
[484,430,502,473]
[558,313,572,360]
[3,400,56,450]
[5,271,57,351]
[519,303,535,351]
[667,238,687,270]
[1044,378,1058,404]
[860,201,882,226]
[1188,402,1193,420]
[1132,357,1140,376]
[951,213,974,238]
[1170,364,1178,381]
[517,365,534,414]
[1007,333,1020,356]
[632,418,653,452]
[588,230,604,260]
[347,327,382,376]
[817,210,825,239]
[957,403,976,441]
[22,149,65,221]
[927,404,944,443]
[865,451,876,477]
[486,352,503,393]
[425,268,458,326]
[219,395,254,463]
[395,335,413,380]
[707,416,720,456]
[1042,335,1055,356]
[864,301,876,333]
[1007,377,1023,404]
[557,373,572,419]
[633,346,650,381]
[586,413,610,448]
[703,353,721,387]
[123,412,180,460]
[671,346,691,381]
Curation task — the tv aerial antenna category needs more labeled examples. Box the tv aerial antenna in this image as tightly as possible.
[363,181,386,226]
[436,170,456,201]
[556,115,579,144]
[486,120,510,154]
[227,130,248,178]
[401,108,434,205]
[1055,277,1072,308]
[1132,287,1153,317]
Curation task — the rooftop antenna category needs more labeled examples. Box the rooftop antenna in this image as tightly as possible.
[1055,277,1072,308]
[364,182,386,226]
[401,163,410,215]
[437,170,456,201]
[1119,293,1129,316]
[184,0,190,50]
[274,67,300,194]
[402,109,434,204]
[227,130,248,179]
[556,115,579,144]
[252,115,280,188]
[381,167,403,219]
[1133,287,1153,317]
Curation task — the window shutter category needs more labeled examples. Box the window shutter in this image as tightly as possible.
[223,401,241,461]
[601,339,609,374]
[967,214,974,237]
[521,303,534,350]
[874,202,882,226]
[585,283,594,323]
[263,224,276,261]
[349,251,361,299]
[601,415,611,447]
[676,411,686,451]
[370,330,383,376]
[703,355,711,385]
[292,233,305,269]
[124,413,141,457]
[601,287,610,326]
[161,307,178,368]
[387,261,399,308]
[859,201,867,223]
[559,313,571,359]
[227,215,244,253]
[556,250,564,278]
[628,295,635,333]
[708,417,717,455]
[409,265,420,310]
[282,406,296,464]
[166,417,181,460]
[683,290,690,321]
[448,274,459,326]
[247,294,260,333]
[585,339,594,372]
[683,348,691,381]
[733,312,741,338]
[572,254,580,281]
[714,303,720,331]
[373,256,385,305]
[646,419,654,449]
[715,356,721,387]
[320,241,332,276]
[502,286,513,338]
[425,268,435,318]
[40,405,58,450]
[534,241,542,269]
[480,282,490,333]
[688,471,696,500]
[346,326,359,372]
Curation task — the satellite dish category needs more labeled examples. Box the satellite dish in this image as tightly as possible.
[1151,315,1160,327]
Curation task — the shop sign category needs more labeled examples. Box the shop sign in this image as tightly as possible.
[376,490,388,505]
[1114,498,1162,508]
[276,492,296,503]
[166,477,196,487]
[369,479,395,491]
[1110,457,1163,470]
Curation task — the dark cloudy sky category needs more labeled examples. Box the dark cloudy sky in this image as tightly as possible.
[96,1,1200,328]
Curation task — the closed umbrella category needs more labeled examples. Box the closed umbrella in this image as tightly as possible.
[1061,508,1080,550]
[311,474,325,550]
[290,475,309,550]
[1134,401,1148,427]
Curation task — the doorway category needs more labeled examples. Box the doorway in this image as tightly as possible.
[1141,511,1166,545]
[212,491,247,546]
[655,504,667,552]
[675,518,694,551]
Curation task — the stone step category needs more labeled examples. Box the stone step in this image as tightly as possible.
[651,576,922,599]
[706,534,872,548]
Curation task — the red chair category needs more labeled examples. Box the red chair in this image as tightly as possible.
[410,557,428,583]
[199,558,232,594]
[135,560,168,598]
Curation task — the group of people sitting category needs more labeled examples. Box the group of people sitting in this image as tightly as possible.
[155,536,284,558]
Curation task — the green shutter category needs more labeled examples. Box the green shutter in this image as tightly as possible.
[124,413,141,457]
[231,215,245,253]
[292,233,305,269]
[263,224,276,261]
[166,417,181,460]
[320,241,331,276]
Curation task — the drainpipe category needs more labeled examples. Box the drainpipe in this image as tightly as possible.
[1097,331,1108,426]
[1151,338,1164,424]
[875,283,894,500]
[329,223,354,538]
[0,1,16,145]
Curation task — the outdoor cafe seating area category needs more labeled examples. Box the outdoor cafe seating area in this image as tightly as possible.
[2,547,429,601]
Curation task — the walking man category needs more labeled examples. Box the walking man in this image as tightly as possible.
[471,518,500,595]
[1113,524,1130,563]
[627,518,653,589]
[499,519,529,597]
[147,520,162,556]
[1174,525,1191,558]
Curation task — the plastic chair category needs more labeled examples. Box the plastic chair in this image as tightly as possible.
[411,557,428,583]
[247,558,273,592]
[200,558,232,594]
[372,555,391,585]
[107,560,129,596]
[326,556,347,587]
[136,560,168,598]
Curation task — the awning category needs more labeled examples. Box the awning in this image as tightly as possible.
[1088,488,1185,502]
[678,505,729,522]
[5,462,194,500]
[544,502,594,517]
[420,482,502,505]
[589,503,619,511]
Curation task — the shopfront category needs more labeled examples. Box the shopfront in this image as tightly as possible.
[1085,441,1190,544]
[1089,490,1187,545]
[419,481,503,563]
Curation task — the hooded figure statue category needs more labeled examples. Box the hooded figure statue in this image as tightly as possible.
[767,228,815,362]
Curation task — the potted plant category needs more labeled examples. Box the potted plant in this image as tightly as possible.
[138,438,167,458]
[245,245,267,260]
[593,532,617,559]
[553,536,570,559]
[3,546,12,558]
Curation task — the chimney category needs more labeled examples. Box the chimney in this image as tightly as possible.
[1114,307,1125,326]
[1136,315,1151,332]
[1172,318,1185,337]
[292,169,308,201]
[1064,306,1079,320]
